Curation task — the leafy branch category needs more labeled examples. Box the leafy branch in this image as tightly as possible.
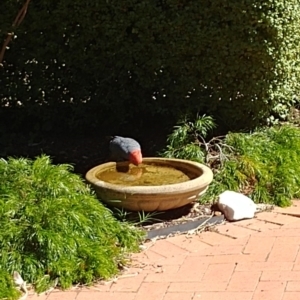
[161,114,234,167]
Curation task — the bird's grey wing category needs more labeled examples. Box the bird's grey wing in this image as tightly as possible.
[122,137,141,152]
[109,136,129,161]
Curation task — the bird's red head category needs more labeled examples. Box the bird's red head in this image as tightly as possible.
[129,150,143,166]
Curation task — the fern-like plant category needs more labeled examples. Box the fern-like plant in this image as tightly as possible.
[161,115,300,207]
[0,155,145,294]
[161,114,216,162]
[0,269,21,300]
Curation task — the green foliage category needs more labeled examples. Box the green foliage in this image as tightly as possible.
[215,125,300,207]
[161,116,300,207]
[0,269,21,300]
[112,207,163,225]
[1,0,300,133]
[0,155,144,293]
[161,115,216,162]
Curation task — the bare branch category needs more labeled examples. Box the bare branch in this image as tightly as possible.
[0,0,31,66]
[197,134,209,152]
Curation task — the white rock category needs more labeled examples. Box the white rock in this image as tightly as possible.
[217,190,257,221]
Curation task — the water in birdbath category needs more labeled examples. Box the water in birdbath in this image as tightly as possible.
[96,163,191,186]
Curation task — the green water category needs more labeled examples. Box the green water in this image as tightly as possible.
[96,163,191,186]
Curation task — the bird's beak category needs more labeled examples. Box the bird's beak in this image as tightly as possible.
[129,150,143,166]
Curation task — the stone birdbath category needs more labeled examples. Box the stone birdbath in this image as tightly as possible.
[85,157,213,212]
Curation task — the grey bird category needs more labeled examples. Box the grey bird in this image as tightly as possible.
[109,136,143,166]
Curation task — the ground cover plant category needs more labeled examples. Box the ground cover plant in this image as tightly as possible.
[0,269,21,300]
[0,155,145,297]
[162,115,300,207]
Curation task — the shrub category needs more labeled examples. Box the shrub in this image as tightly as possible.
[204,125,300,207]
[1,0,300,132]
[0,155,145,293]
[161,115,216,162]
[0,269,21,300]
[161,116,300,207]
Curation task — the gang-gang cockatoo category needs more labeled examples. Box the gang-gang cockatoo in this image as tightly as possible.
[109,136,143,166]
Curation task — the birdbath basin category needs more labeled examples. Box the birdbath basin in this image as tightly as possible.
[85,157,213,212]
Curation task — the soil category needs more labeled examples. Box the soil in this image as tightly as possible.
[109,202,216,228]
[110,201,274,235]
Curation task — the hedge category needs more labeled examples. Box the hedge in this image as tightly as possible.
[1,0,300,132]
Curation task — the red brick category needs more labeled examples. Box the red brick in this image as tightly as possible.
[193,292,253,300]
[293,252,300,270]
[216,223,255,238]
[168,235,211,253]
[211,253,266,264]
[224,236,251,246]
[79,284,111,292]
[165,269,205,283]
[210,254,244,264]
[77,292,135,300]
[186,254,213,263]
[198,231,235,246]
[47,292,78,300]
[243,236,275,255]
[168,281,228,292]
[199,243,245,256]
[255,280,286,291]
[144,265,181,282]
[293,264,300,271]
[275,236,300,245]
[227,271,261,291]
[282,292,300,300]
[251,280,286,300]
[235,218,282,232]
[109,272,145,292]
[27,293,48,300]
[236,261,293,271]
[202,263,235,282]
[267,244,298,262]
[255,227,300,237]
[252,290,284,300]
[293,246,300,270]
[168,256,210,282]
[163,292,194,300]
[261,271,300,281]
[149,240,189,257]
[286,281,300,292]
[162,255,190,265]
[135,264,166,273]
[132,248,166,265]
[145,257,209,282]
[282,221,300,229]
[126,264,147,271]
[136,248,187,265]
[134,282,169,300]
[146,240,188,265]
[273,200,300,215]
[256,212,300,225]
[180,256,211,270]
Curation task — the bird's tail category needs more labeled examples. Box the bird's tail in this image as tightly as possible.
[105,135,115,142]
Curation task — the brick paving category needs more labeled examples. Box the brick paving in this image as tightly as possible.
[27,200,300,300]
